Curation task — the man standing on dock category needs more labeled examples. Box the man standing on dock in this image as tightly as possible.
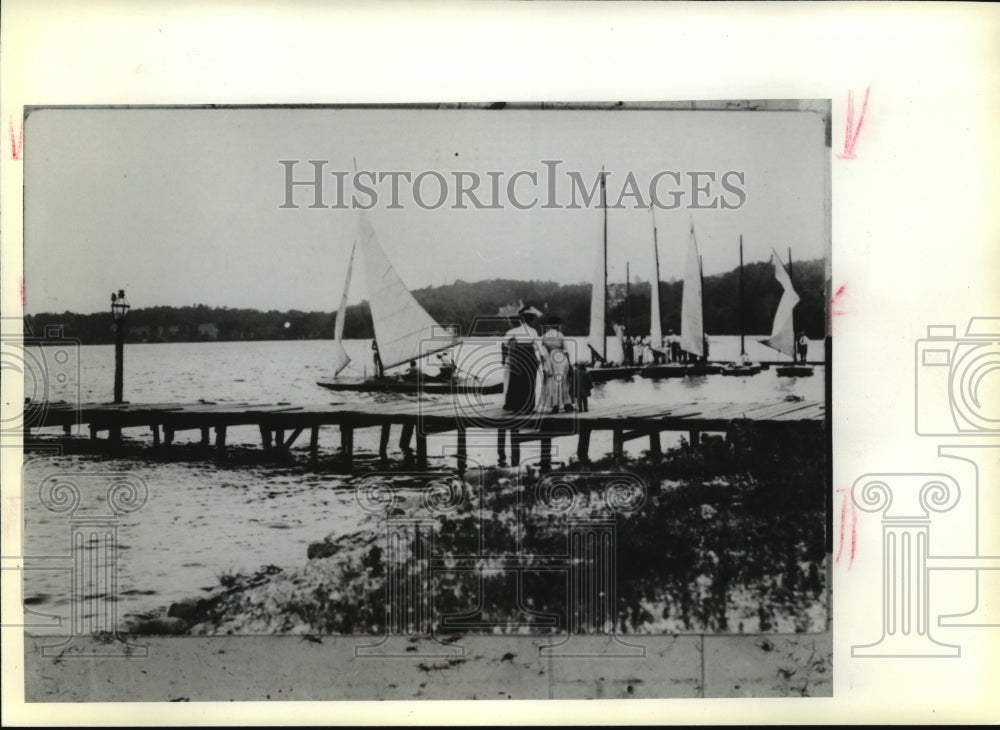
[666,330,680,363]
[372,341,384,378]
[796,332,809,363]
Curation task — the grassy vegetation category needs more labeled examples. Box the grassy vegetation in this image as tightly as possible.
[160,425,827,636]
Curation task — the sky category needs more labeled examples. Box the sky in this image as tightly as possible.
[24,105,828,314]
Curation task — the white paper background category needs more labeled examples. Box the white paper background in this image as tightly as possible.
[2,1,998,724]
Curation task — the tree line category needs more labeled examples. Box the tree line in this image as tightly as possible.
[26,257,826,345]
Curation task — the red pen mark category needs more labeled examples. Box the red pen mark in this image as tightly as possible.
[18,276,26,307]
[837,86,870,160]
[3,495,23,540]
[826,283,848,332]
[8,116,23,161]
[834,487,858,568]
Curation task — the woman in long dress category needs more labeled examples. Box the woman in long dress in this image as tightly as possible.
[641,336,654,367]
[502,306,543,414]
[540,316,574,413]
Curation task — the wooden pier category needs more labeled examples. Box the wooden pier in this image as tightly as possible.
[24,397,825,470]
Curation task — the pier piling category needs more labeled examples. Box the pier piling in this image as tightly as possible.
[310,426,320,465]
[399,423,414,455]
[379,424,391,460]
[214,426,227,458]
[340,426,354,468]
[577,426,591,463]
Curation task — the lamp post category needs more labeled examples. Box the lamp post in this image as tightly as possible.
[111,289,130,404]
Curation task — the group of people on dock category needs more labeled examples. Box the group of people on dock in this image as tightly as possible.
[502,306,592,415]
[620,332,711,366]
[620,331,705,365]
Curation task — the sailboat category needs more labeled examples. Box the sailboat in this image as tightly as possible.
[639,211,686,379]
[329,241,356,378]
[680,224,721,376]
[721,235,763,376]
[586,168,637,383]
[317,213,502,395]
[761,248,814,377]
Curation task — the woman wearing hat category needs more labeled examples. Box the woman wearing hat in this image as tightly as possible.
[502,305,544,414]
[540,315,574,413]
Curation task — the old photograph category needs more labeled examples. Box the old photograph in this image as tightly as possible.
[13,101,832,701]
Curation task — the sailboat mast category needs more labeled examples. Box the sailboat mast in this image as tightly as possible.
[739,235,745,357]
[653,218,660,274]
[653,220,661,317]
[787,247,795,362]
[625,261,630,337]
[699,254,705,360]
[601,168,608,360]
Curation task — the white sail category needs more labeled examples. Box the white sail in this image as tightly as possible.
[761,250,800,357]
[358,212,458,370]
[607,323,625,364]
[331,242,356,376]
[650,234,663,349]
[679,224,704,358]
[333,244,357,375]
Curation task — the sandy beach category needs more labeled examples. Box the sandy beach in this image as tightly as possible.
[24,631,831,701]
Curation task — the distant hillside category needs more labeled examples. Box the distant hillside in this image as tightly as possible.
[26,258,827,345]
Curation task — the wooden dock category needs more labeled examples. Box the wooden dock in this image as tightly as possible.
[24,397,825,470]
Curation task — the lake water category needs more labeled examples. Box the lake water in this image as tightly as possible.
[41,335,823,408]
[36,336,823,466]
[20,337,825,628]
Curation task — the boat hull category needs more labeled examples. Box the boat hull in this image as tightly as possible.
[588,366,639,382]
[720,364,763,376]
[774,365,815,377]
[638,364,688,379]
[685,363,724,376]
[317,379,503,395]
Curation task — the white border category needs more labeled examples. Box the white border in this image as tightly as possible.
[3,1,999,724]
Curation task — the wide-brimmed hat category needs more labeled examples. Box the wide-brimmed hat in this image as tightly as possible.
[518,305,543,318]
